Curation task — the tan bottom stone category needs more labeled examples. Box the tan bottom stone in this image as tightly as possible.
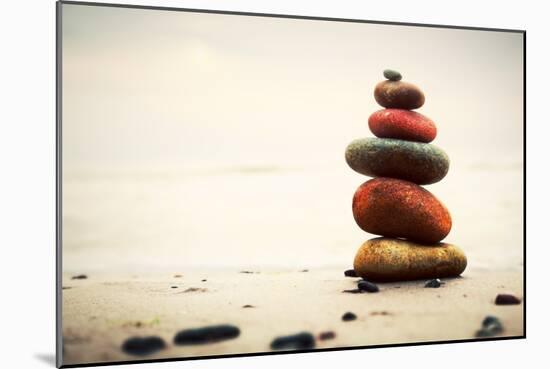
[353,237,467,282]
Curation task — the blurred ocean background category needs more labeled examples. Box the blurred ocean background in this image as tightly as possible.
[61,5,523,273]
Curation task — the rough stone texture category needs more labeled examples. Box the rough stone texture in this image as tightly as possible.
[352,178,452,243]
[368,109,437,143]
[353,237,467,282]
[374,80,425,110]
[345,138,449,185]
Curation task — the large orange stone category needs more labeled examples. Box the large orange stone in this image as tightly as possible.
[352,178,452,243]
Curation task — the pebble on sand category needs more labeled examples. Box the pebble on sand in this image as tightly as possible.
[319,331,336,340]
[71,274,87,280]
[358,280,379,293]
[121,336,166,356]
[424,279,442,288]
[173,325,240,345]
[344,269,358,277]
[342,312,357,321]
[342,289,362,294]
[270,332,315,350]
[495,294,521,305]
[475,315,504,337]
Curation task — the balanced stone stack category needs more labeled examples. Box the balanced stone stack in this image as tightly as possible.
[345,70,467,282]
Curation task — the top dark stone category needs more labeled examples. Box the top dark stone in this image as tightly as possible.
[383,69,402,81]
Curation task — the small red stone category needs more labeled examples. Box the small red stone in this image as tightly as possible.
[368,109,437,143]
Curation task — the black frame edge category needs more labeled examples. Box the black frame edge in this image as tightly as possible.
[58,0,526,34]
[56,1,63,367]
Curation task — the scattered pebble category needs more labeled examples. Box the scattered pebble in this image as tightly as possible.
[173,274,183,278]
[424,278,442,288]
[342,312,357,321]
[173,325,240,345]
[270,332,315,350]
[370,311,391,316]
[121,336,166,356]
[383,69,402,81]
[242,304,255,308]
[344,269,357,277]
[475,315,503,337]
[342,289,362,294]
[358,280,379,293]
[495,294,521,305]
[318,331,336,340]
[170,286,178,289]
[62,286,72,290]
[301,269,309,272]
[182,287,207,293]
[201,279,207,282]
[239,271,259,274]
[71,274,87,280]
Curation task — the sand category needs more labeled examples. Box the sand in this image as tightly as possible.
[60,265,524,366]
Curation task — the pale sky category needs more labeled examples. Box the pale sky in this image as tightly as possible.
[62,3,524,173]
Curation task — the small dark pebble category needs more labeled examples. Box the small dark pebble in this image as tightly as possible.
[182,287,207,293]
[301,269,309,272]
[173,325,240,345]
[482,316,503,329]
[122,336,166,356]
[242,304,255,308]
[358,280,379,293]
[318,331,336,340]
[201,279,207,282]
[344,269,357,277]
[475,315,503,337]
[62,286,72,290]
[270,332,315,350]
[173,274,183,278]
[239,270,259,274]
[383,69,402,81]
[171,286,178,289]
[495,294,521,305]
[424,279,441,288]
[342,289,362,294]
[71,274,87,280]
[342,312,357,321]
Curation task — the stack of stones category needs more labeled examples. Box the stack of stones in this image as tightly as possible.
[345,70,467,282]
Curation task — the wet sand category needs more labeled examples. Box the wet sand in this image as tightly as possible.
[61,266,523,366]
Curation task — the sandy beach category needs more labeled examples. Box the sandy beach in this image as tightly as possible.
[60,161,524,366]
[61,265,523,366]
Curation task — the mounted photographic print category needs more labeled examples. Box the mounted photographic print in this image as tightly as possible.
[56,1,525,367]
